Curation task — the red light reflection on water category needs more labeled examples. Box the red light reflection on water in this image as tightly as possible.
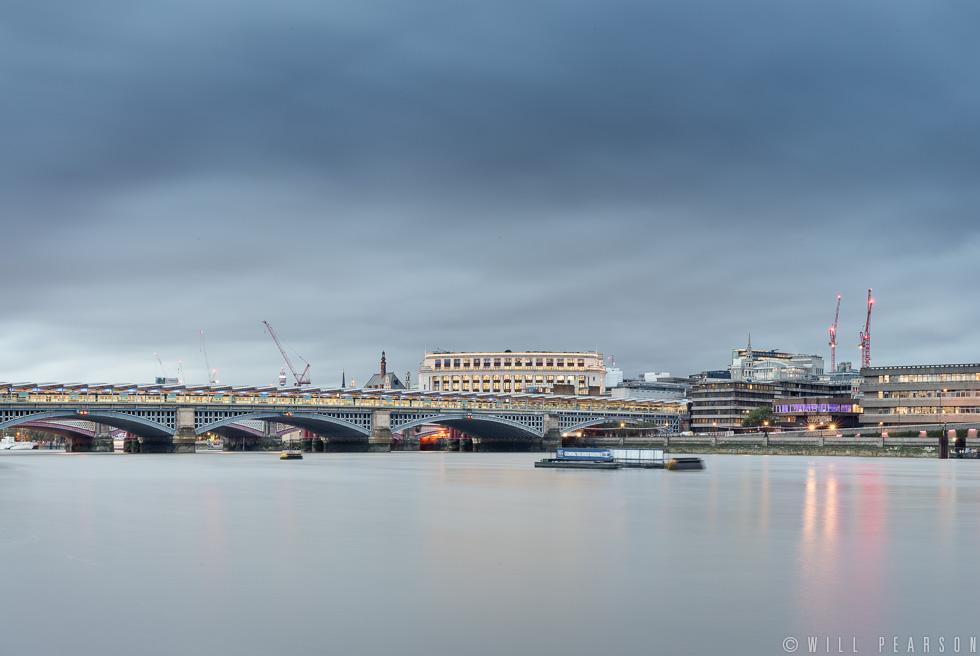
[794,463,888,635]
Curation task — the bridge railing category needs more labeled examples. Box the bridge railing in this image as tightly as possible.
[0,392,685,416]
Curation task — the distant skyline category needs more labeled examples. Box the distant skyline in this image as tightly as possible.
[3,0,979,386]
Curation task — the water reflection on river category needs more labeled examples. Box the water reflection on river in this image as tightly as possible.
[2,452,979,656]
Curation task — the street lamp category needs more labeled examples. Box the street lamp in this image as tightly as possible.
[763,420,769,439]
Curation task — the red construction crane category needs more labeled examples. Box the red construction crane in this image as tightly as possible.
[858,289,874,370]
[829,295,841,373]
[262,321,311,386]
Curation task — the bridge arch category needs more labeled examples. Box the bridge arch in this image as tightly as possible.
[393,414,542,440]
[0,410,173,438]
[16,420,127,441]
[559,414,681,435]
[197,411,371,438]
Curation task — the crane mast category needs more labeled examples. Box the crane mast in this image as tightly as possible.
[154,352,168,384]
[200,330,217,385]
[858,289,874,370]
[829,295,841,373]
[262,321,311,386]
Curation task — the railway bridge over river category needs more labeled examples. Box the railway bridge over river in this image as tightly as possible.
[0,383,684,452]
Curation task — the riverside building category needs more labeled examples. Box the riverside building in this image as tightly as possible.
[860,363,980,428]
[417,351,605,395]
[689,379,853,432]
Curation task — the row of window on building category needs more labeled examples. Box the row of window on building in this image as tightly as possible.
[431,374,589,392]
[875,389,980,399]
[874,406,980,415]
[877,373,980,383]
[433,357,589,370]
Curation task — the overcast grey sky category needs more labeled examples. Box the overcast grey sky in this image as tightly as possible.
[2,0,979,386]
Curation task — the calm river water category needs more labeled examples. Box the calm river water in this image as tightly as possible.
[2,452,979,656]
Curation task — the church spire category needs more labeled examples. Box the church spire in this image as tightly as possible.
[341,367,346,388]
[380,351,387,377]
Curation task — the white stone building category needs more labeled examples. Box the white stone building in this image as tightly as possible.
[417,350,606,395]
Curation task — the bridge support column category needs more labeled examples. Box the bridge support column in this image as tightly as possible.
[66,435,94,452]
[261,422,282,451]
[93,423,114,452]
[368,410,393,452]
[171,407,197,453]
[395,426,419,451]
[541,415,562,452]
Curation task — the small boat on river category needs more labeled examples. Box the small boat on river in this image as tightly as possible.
[535,447,621,469]
[0,436,37,451]
[280,450,303,460]
[665,457,705,471]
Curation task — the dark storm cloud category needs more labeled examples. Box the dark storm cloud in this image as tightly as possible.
[2,0,980,383]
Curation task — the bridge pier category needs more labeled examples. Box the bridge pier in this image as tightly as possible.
[368,410,394,452]
[93,424,114,452]
[541,415,562,452]
[226,435,263,451]
[395,427,420,451]
[172,408,198,453]
[261,422,283,451]
[66,435,94,452]
[139,437,174,453]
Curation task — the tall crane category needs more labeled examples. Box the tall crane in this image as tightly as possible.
[262,321,311,386]
[154,352,169,384]
[200,330,217,385]
[829,295,841,373]
[177,359,186,386]
[858,289,874,370]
